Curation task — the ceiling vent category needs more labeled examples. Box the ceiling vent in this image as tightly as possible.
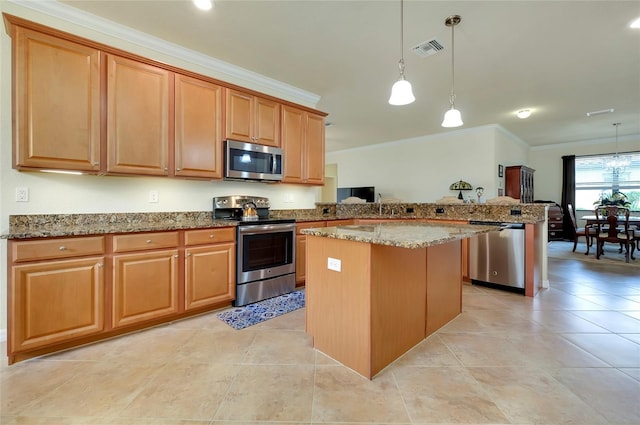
[412,38,445,57]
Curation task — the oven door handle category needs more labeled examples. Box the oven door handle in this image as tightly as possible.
[237,224,295,235]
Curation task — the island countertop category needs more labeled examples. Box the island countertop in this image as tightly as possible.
[301,222,499,249]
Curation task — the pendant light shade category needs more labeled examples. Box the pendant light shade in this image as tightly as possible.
[442,106,463,127]
[442,15,463,127]
[389,60,415,105]
[388,0,415,106]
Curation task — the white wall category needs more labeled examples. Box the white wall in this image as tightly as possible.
[326,125,529,203]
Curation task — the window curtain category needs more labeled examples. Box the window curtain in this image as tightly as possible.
[561,155,576,238]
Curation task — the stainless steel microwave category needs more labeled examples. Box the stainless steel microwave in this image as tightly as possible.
[224,140,283,182]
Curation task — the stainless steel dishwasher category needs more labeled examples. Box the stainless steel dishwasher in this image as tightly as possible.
[469,221,526,293]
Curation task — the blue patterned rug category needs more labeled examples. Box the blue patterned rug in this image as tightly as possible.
[215,290,305,330]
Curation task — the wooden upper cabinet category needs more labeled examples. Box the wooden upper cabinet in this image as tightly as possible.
[254,96,280,147]
[281,105,305,182]
[225,89,280,147]
[106,54,171,176]
[282,105,325,185]
[305,112,325,185]
[12,27,101,171]
[174,74,223,179]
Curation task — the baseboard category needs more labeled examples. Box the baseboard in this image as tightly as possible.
[542,279,550,289]
[0,329,6,343]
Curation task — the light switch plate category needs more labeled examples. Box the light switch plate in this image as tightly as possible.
[327,257,341,272]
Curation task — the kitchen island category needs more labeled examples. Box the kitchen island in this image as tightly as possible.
[302,222,497,379]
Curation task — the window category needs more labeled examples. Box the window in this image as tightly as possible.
[575,152,640,211]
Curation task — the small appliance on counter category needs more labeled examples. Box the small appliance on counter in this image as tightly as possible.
[213,196,296,306]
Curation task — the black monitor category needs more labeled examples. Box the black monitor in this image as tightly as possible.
[337,186,375,203]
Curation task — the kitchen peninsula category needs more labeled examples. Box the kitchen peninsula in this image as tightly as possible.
[302,221,498,379]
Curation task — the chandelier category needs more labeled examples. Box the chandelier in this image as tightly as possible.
[605,123,630,172]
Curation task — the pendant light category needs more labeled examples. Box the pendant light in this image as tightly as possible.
[606,122,630,171]
[388,0,415,106]
[442,15,463,127]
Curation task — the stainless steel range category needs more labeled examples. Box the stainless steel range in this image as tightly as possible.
[213,196,296,306]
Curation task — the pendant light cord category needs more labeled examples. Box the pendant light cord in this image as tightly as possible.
[398,0,405,76]
[450,18,456,104]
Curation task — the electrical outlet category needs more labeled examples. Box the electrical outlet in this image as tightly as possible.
[149,190,159,203]
[15,187,29,202]
[327,257,341,272]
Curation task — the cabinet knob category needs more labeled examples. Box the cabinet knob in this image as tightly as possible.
[176,168,181,171]
[146,240,152,244]
[59,246,66,251]
[174,254,179,258]
[164,167,168,171]
[209,234,215,238]
[187,253,192,257]
[97,263,103,268]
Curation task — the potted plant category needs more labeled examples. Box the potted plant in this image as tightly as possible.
[593,191,631,208]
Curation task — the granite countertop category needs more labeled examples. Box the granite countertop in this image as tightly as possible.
[3,203,548,240]
[2,213,236,239]
[301,222,499,249]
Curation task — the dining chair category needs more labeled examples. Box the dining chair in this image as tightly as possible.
[566,204,596,254]
[594,206,635,263]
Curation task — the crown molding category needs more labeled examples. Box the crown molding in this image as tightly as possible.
[6,0,321,107]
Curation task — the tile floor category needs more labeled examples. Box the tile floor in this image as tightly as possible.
[1,241,639,424]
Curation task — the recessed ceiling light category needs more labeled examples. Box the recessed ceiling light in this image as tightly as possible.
[516,109,531,119]
[630,17,640,28]
[586,108,614,117]
[193,0,213,11]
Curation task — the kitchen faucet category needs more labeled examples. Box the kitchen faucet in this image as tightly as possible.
[377,193,383,215]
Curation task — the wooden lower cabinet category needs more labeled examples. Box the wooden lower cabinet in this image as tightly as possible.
[11,257,105,352]
[295,221,326,285]
[7,227,236,364]
[185,243,235,310]
[112,249,179,328]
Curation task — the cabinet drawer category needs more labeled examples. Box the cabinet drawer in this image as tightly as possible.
[296,221,326,234]
[112,232,179,253]
[184,227,235,246]
[11,236,105,263]
[548,222,562,229]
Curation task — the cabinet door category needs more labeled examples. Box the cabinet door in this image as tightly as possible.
[225,89,253,142]
[281,105,305,183]
[175,74,223,178]
[185,243,235,310]
[11,257,105,352]
[106,54,170,175]
[255,97,280,147]
[295,235,306,285]
[13,27,100,171]
[305,113,325,185]
[112,250,179,328]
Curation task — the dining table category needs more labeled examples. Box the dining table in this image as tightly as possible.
[581,215,640,227]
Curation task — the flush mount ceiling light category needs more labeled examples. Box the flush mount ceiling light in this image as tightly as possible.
[516,109,531,119]
[631,17,640,28]
[388,0,415,106]
[193,0,213,11]
[441,15,463,128]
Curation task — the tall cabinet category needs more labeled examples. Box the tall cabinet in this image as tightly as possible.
[505,166,535,203]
